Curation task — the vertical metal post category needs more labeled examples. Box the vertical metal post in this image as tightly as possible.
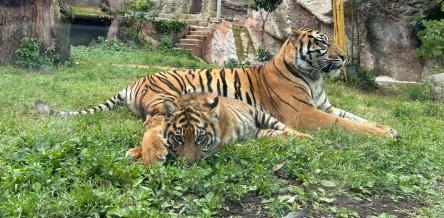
[216,0,222,19]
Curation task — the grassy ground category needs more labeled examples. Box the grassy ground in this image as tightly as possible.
[0,42,443,217]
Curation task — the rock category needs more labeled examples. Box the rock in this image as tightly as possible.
[245,0,321,53]
[107,16,122,40]
[207,20,238,66]
[421,58,444,82]
[105,0,124,12]
[367,20,422,81]
[429,73,444,102]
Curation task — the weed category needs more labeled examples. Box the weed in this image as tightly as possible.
[224,58,251,68]
[340,64,379,91]
[404,84,432,101]
[15,37,59,69]
[256,47,273,62]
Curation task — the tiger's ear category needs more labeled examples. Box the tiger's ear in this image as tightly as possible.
[163,99,176,119]
[205,96,220,120]
[288,27,302,40]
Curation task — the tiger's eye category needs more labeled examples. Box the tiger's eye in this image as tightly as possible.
[196,134,206,143]
[174,135,183,144]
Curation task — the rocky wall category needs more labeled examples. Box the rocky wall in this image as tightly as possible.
[243,0,441,81]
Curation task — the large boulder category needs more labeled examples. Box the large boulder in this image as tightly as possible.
[429,73,444,102]
[361,0,437,81]
[207,20,238,66]
[245,0,322,53]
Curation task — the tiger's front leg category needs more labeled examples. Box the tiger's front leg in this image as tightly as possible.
[127,114,168,165]
[327,106,399,138]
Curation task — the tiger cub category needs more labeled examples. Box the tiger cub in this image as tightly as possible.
[162,93,310,162]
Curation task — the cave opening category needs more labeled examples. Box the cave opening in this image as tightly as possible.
[69,15,111,46]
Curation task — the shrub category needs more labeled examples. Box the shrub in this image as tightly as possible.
[159,36,175,49]
[90,37,134,52]
[404,84,432,101]
[256,47,273,62]
[15,37,58,69]
[415,2,444,59]
[340,64,378,91]
[224,58,251,68]
[153,19,185,36]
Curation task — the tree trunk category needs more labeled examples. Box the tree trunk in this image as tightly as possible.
[0,0,70,64]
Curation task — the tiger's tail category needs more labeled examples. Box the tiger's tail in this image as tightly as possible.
[34,87,131,116]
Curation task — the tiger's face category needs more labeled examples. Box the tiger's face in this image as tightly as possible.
[289,28,346,79]
[162,93,221,163]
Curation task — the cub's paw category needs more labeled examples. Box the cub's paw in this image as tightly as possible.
[141,131,169,166]
[126,146,142,160]
[285,129,313,140]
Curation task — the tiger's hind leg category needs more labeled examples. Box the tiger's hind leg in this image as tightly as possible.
[253,110,311,140]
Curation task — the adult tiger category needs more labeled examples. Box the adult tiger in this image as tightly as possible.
[35,28,398,166]
[162,92,309,163]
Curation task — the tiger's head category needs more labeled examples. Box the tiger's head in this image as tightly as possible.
[282,28,346,80]
[162,93,221,163]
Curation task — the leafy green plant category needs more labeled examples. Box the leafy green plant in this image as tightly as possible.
[224,58,251,68]
[122,0,158,42]
[256,47,273,62]
[159,36,174,49]
[90,37,134,52]
[340,64,378,91]
[15,37,59,69]
[153,19,185,36]
[416,1,444,58]
[404,84,432,101]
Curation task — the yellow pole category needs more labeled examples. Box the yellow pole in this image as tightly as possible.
[332,0,347,76]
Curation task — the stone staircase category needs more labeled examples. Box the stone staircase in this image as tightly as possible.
[177,26,213,60]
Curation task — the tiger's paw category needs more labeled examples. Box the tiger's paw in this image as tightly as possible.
[385,127,400,140]
[140,131,169,166]
[368,122,400,140]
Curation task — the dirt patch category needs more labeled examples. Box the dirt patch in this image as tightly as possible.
[220,194,270,218]
[308,194,421,217]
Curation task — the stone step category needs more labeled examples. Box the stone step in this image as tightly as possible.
[177,44,202,57]
[179,38,204,45]
[189,30,210,36]
[177,43,203,50]
[186,35,207,40]
[190,26,213,32]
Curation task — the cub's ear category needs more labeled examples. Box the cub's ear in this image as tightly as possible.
[163,99,176,119]
[205,96,220,120]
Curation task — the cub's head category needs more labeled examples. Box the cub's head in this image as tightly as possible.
[162,93,221,163]
[284,28,346,79]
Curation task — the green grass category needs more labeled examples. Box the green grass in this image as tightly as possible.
[71,6,110,17]
[0,42,443,217]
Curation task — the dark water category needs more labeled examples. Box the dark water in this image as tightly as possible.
[70,17,110,46]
